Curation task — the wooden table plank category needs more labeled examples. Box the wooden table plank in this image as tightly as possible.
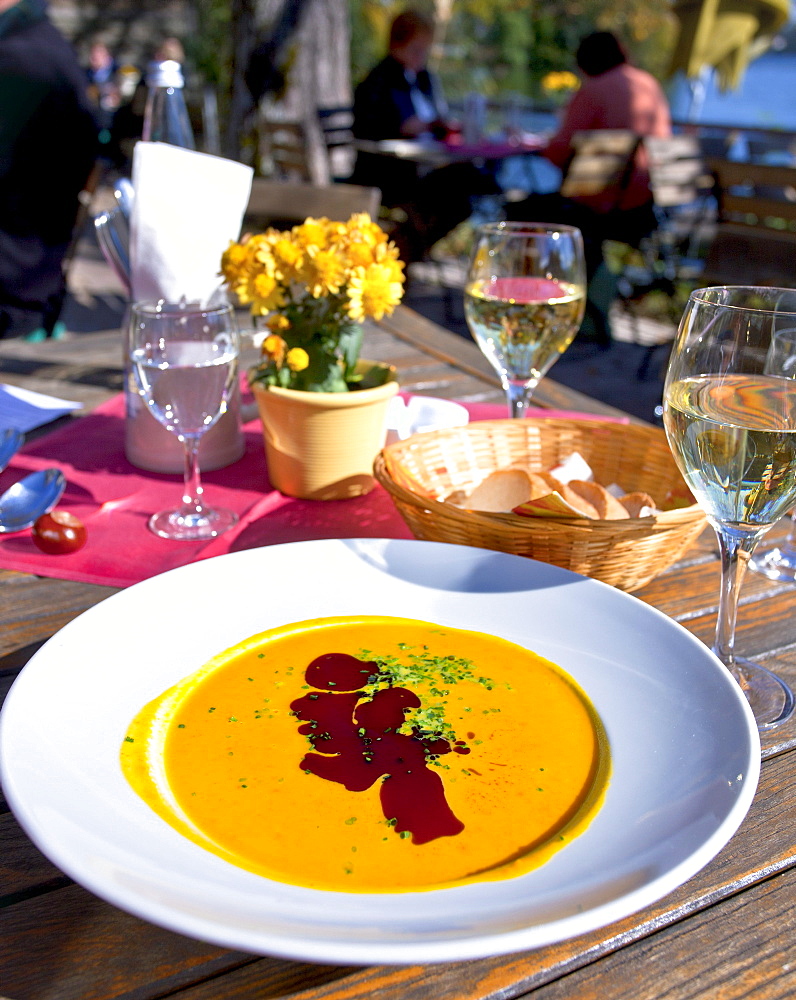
[0,574,118,665]
[0,883,257,1000]
[510,869,796,1000]
[0,813,69,905]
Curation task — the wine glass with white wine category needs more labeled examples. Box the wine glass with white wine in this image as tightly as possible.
[464,222,586,418]
[662,286,796,729]
[130,300,240,541]
[749,326,796,581]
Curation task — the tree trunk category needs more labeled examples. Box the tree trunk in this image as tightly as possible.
[224,0,258,160]
[248,0,351,182]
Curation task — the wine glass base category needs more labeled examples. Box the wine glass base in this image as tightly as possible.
[148,506,238,541]
[748,545,796,583]
[728,656,796,730]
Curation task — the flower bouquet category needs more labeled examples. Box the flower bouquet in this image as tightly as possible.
[221,213,405,393]
[540,70,580,107]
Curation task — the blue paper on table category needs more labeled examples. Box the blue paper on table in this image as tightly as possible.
[0,384,82,433]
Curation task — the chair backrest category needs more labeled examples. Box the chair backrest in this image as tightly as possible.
[318,106,354,151]
[258,116,331,186]
[702,158,796,286]
[244,177,382,231]
[559,130,640,203]
[318,105,355,181]
[644,135,711,209]
[709,158,796,231]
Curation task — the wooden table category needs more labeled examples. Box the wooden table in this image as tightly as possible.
[3,307,796,1000]
[352,137,545,170]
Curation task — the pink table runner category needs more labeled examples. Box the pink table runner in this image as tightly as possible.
[0,394,622,588]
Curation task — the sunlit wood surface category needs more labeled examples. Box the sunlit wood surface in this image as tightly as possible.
[2,307,796,1000]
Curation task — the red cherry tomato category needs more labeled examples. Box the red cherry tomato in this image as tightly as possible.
[31,510,87,555]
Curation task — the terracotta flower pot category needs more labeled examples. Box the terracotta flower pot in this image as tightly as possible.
[251,361,399,500]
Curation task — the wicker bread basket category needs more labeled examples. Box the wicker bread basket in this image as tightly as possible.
[374,418,708,592]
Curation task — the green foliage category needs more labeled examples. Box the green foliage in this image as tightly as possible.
[259,296,363,393]
[185,0,233,88]
[349,0,676,101]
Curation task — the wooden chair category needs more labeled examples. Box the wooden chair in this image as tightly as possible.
[243,177,381,231]
[614,136,713,377]
[645,135,711,209]
[559,130,640,203]
[619,135,714,295]
[258,115,330,186]
[702,158,796,286]
[318,105,355,181]
[552,131,640,346]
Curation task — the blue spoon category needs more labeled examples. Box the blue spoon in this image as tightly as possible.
[0,427,23,474]
[0,468,67,534]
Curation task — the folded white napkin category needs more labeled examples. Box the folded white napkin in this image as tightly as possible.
[385,396,469,444]
[130,142,253,304]
[0,384,82,433]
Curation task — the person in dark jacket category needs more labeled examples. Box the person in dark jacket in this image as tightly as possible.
[352,9,497,263]
[0,0,99,339]
[353,9,449,148]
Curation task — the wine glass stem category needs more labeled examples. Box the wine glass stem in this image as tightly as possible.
[181,436,206,516]
[781,510,796,556]
[505,380,538,419]
[712,523,767,671]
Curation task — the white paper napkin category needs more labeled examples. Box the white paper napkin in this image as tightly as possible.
[385,396,469,444]
[0,384,82,433]
[130,142,253,304]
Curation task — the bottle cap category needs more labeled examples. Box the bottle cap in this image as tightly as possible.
[146,59,184,89]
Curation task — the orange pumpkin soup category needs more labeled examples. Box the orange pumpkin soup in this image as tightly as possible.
[121,616,609,892]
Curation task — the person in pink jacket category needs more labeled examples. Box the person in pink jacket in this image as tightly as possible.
[507,31,672,343]
[545,31,671,218]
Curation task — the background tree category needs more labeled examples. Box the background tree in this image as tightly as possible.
[223,0,351,166]
[50,0,196,66]
[349,0,677,101]
[52,0,677,166]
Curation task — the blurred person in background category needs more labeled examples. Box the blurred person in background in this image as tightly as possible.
[353,8,449,147]
[353,8,498,263]
[85,39,121,160]
[508,31,671,342]
[0,0,99,339]
[85,40,119,122]
[109,36,187,172]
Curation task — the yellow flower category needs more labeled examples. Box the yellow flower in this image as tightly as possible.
[307,247,346,297]
[251,271,284,315]
[373,238,402,264]
[220,240,249,282]
[347,240,377,268]
[542,70,580,93]
[262,334,286,365]
[272,237,304,282]
[347,260,405,322]
[286,347,309,372]
[293,218,329,251]
[222,212,404,389]
[266,313,291,332]
[345,213,383,243]
[227,275,253,306]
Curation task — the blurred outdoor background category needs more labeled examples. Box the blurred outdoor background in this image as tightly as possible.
[48,0,796,156]
[47,0,796,421]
